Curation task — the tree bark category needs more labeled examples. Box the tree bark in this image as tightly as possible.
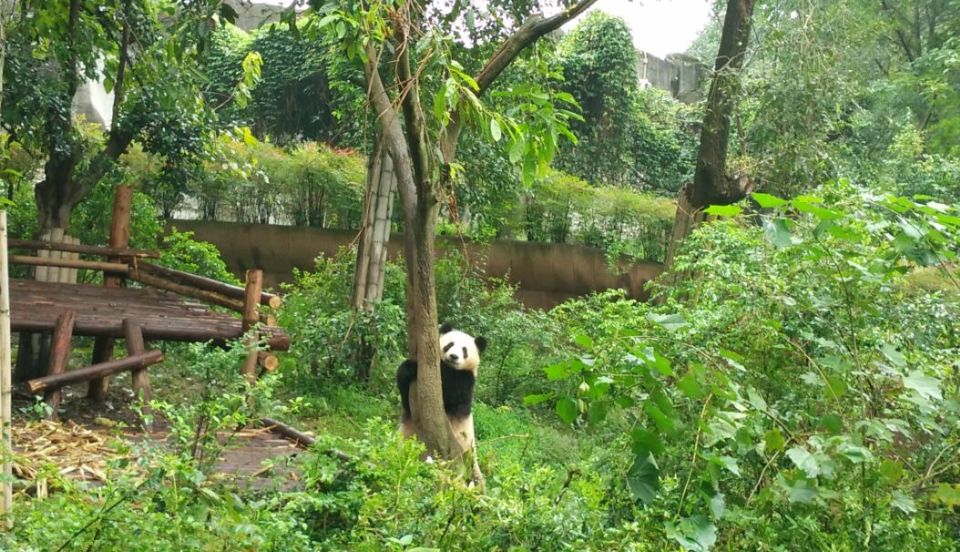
[664,0,755,268]
[362,0,600,460]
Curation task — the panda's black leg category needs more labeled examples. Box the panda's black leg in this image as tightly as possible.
[396,360,418,419]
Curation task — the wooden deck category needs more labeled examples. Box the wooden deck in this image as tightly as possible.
[9,279,289,350]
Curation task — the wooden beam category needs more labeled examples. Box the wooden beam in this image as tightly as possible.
[10,255,129,274]
[90,185,133,401]
[135,263,281,309]
[44,311,76,417]
[123,319,152,429]
[128,270,246,312]
[7,238,156,259]
[241,269,263,395]
[26,350,164,394]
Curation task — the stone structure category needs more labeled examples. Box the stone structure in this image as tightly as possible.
[637,51,707,104]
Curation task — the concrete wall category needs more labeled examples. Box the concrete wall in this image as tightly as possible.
[637,51,707,103]
[168,220,663,310]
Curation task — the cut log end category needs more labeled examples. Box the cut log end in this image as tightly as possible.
[258,352,279,372]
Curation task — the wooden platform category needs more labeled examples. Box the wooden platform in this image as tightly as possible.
[9,279,289,350]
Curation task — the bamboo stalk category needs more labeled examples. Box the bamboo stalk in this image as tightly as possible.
[7,238,156,259]
[0,211,14,528]
[10,255,129,274]
[136,262,281,308]
[26,350,164,394]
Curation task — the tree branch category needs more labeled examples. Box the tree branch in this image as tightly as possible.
[395,11,430,191]
[440,0,600,160]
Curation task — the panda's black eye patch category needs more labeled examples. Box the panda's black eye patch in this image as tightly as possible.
[462,347,469,359]
[443,342,454,353]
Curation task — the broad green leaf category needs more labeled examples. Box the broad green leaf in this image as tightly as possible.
[709,493,725,520]
[820,413,843,434]
[646,312,687,331]
[718,455,740,476]
[626,454,659,506]
[764,428,786,453]
[574,334,593,349]
[891,490,916,514]
[587,401,609,424]
[786,446,820,478]
[490,118,502,142]
[786,479,818,503]
[544,363,568,381]
[751,192,787,208]
[522,393,552,406]
[932,483,960,507]
[704,204,742,217]
[824,375,848,399]
[555,397,577,424]
[763,218,793,247]
[903,371,942,401]
[667,515,717,552]
[878,459,903,483]
[631,428,664,456]
[677,371,705,399]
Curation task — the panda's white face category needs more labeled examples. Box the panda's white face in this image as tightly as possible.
[440,329,486,373]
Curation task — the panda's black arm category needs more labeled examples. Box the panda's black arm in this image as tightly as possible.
[396,360,418,418]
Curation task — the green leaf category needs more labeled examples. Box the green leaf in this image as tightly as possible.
[820,413,843,434]
[891,490,916,514]
[903,371,942,401]
[646,312,687,331]
[763,218,794,247]
[786,479,818,503]
[626,454,659,506]
[630,428,664,456]
[574,334,593,349]
[522,393,552,406]
[709,493,725,520]
[490,118,502,142]
[544,363,568,381]
[786,446,820,478]
[764,428,786,453]
[555,397,577,424]
[667,515,716,552]
[932,483,960,507]
[718,455,740,476]
[704,204,742,217]
[751,192,787,208]
[677,371,705,399]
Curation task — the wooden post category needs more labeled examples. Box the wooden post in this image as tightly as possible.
[0,211,14,528]
[241,269,263,388]
[89,185,132,400]
[123,319,152,430]
[45,311,76,417]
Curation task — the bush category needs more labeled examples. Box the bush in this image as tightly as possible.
[523,169,675,262]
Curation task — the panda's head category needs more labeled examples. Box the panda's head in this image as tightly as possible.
[439,323,487,373]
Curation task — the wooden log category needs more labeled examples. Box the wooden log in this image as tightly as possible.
[259,417,355,463]
[90,185,132,401]
[10,255,129,274]
[7,239,157,259]
[0,211,15,527]
[135,262,281,308]
[26,350,163,394]
[48,228,63,283]
[124,319,152,429]
[258,352,279,372]
[242,270,263,393]
[44,311,76,417]
[128,270,246,312]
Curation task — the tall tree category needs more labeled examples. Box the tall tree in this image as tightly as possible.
[665,0,755,268]
[316,0,596,460]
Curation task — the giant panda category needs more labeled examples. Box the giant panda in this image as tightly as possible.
[396,323,487,461]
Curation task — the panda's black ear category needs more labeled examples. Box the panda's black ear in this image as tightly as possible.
[439,322,455,334]
[474,337,488,353]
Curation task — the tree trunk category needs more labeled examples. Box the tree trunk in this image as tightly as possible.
[352,141,396,311]
[664,0,755,268]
